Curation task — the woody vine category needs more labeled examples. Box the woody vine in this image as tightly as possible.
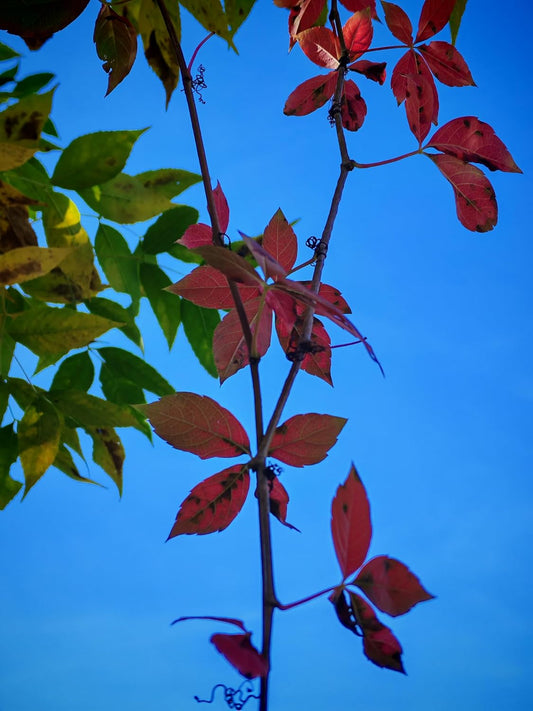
[0,1,521,710]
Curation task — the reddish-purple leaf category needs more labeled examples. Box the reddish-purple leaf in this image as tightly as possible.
[354,555,435,616]
[167,465,250,538]
[242,234,287,281]
[298,282,352,313]
[340,0,378,19]
[288,0,326,40]
[419,41,475,87]
[168,265,259,309]
[297,26,340,69]
[269,477,300,531]
[331,464,372,579]
[269,413,347,467]
[213,182,229,233]
[381,1,413,45]
[93,5,137,96]
[262,209,299,273]
[0,0,89,49]
[428,153,498,232]
[427,116,522,173]
[193,245,264,287]
[415,0,455,43]
[213,298,272,382]
[179,222,212,249]
[341,79,367,132]
[284,73,337,117]
[350,592,406,673]
[171,616,247,631]
[348,59,386,85]
[392,50,438,125]
[211,633,268,679]
[330,588,359,633]
[343,9,373,61]
[275,314,333,385]
[405,71,435,143]
[139,392,251,459]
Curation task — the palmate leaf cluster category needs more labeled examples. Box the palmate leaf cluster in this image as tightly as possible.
[0,40,222,509]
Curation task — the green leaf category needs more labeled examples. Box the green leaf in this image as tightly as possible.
[449,0,468,45]
[1,156,53,203]
[79,168,200,224]
[94,223,141,298]
[0,423,20,509]
[6,376,38,409]
[18,397,61,495]
[86,426,124,495]
[0,64,18,87]
[85,296,142,349]
[52,129,147,190]
[139,262,180,348]
[100,365,145,405]
[7,306,120,355]
[0,42,20,61]
[225,0,256,35]
[0,322,15,377]
[141,205,199,254]
[12,72,55,98]
[179,0,229,39]
[180,299,219,378]
[50,351,94,391]
[52,444,99,485]
[0,90,53,170]
[0,378,8,421]
[48,389,140,429]
[0,246,73,286]
[98,346,174,396]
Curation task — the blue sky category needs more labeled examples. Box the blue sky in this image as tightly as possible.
[1,1,532,710]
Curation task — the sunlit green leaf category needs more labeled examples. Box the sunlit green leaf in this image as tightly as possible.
[52,129,147,190]
[139,262,180,348]
[94,223,141,298]
[180,299,219,377]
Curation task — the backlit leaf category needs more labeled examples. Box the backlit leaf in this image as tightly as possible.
[98,346,174,397]
[340,79,367,132]
[179,0,229,39]
[0,246,72,286]
[343,9,373,61]
[7,306,119,355]
[139,392,250,459]
[331,464,372,579]
[415,0,455,43]
[94,5,137,96]
[0,91,53,170]
[349,591,405,673]
[449,0,468,45]
[297,26,340,69]
[210,633,268,679]
[179,222,212,249]
[391,50,438,125]
[426,116,522,173]
[0,423,21,509]
[167,464,249,537]
[268,476,299,531]
[18,397,61,495]
[340,0,377,17]
[287,0,325,40]
[52,129,147,190]
[404,71,434,143]
[381,2,412,45]
[348,60,386,84]
[139,262,180,348]
[419,41,474,87]
[427,153,497,232]
[225,0,256,35]
[262,209,298,273]
[213,181,230,233]
[87,426,125,494]
[169,265,259,309]
[354,555,435,616]
[50,350,94,391]
[95,224,140,299]
[269,413,347,467]
[49,390,140,429]
[283,72,337,117]
[0,0,89,49]
[241,234,286,281]
[141,205,199,254]
[193,245,264,287]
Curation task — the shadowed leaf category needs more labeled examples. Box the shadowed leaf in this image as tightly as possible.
[181,299,220,378]
[0,0,89,49]
[0,423,21,509]
[269,477,299,531]
[210,633,268,679]
[94,5,137,96]
[350,591,406,673]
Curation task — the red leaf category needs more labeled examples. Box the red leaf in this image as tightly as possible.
[298,282,352,313]
[428,153,498,232]
[354,555,435,616]
[193,245,264,287]
[262,209,298,273]
[139,392,251,459]
[269,477,300,531]
[284,73,337,117]
[348,59,386,85]
[213,182,229,233]
[331,464,372,579]
[340,0,378,19]
[213,298,272,382]
[167,465,250,538]
[93,5,137,96]
[343,9,373,62]
[415,0,456,43]
[269,413,347,467]
[241,234,287,281]
[168,265,259,309]
[405,71,435,143]
[350,592,406,673]
[426,116,522,173]
[341,79,367,132]
[419,41,475,87]
[381,1,413,45]
[275,314,333,385]
[289,0,326,40]
[179,222,212,249]
[210,633,268,679]
[391,49,438,125]
[0,0,89,49]
[297,26,340,69]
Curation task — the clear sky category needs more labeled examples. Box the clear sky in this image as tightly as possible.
[1,2,532,710]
